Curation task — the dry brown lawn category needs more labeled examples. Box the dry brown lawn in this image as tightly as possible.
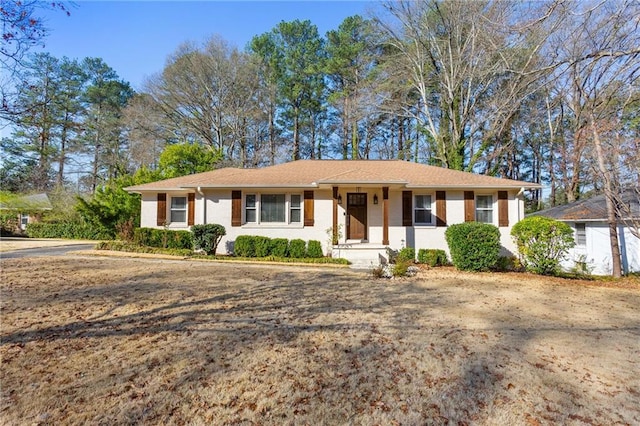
[1,256,639,425]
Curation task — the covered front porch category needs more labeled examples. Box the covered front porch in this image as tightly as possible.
[324,184,400,268]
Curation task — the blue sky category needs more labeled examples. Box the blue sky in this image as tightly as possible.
[37,1,381,91]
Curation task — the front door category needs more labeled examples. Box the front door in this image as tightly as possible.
[347,193,367,240]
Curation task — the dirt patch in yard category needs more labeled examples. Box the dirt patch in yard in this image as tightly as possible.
[1,256,639,425]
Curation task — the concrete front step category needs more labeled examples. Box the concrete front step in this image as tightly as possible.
[331,243,389,269]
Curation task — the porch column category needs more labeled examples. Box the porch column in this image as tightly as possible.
[382,186,389,245]
[332,186,339,244]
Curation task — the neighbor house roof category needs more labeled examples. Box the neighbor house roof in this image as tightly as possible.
[532,189,640,221]
[125,160,541,192]
[0,193,52,210]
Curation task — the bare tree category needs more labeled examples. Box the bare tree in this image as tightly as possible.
[145,36,260,164]
[557,0,640,277]
[374,0,563,171]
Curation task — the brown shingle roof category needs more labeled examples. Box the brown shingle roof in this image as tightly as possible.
[125,160,540,192]
[532,189,640,221]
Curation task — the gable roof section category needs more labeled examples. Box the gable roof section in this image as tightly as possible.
[532,189,640,221]
[125,160,541,192]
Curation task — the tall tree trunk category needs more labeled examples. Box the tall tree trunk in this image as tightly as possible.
[351,120,358,160]
[342,97,349,159]
[310,113,316,159]
[589,113,622,277]
[57,122,67,188]
[269,102,275,165]
[292,108,300,161]
[397,116,404,160]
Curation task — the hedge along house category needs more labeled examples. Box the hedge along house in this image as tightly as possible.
[125,160,540,267]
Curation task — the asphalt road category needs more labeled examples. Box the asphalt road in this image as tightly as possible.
[0,244,96,259]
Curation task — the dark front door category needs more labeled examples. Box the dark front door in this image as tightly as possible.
[347,193,367,240]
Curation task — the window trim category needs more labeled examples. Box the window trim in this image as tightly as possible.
[243,193,303,225]
[20,213,29,230]
[290,194,302,224]
[413,194,434,225]
[575,222,586,246]
[475,194,494,224]
[245,194,257,223]
[169,196,188,224]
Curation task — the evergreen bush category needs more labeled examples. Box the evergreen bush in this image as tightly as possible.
[511,216,575,275]
[307,240,323,258]
[417,248,448,267]
[397,247,416,263]
[191,224,226,255]
[445,222,501,271]
[133,227,193,250]
[270,238,289,257]
[289,238,307,258]
[26,221,111,240]
[254,236,272,257]
[233,235,256,257]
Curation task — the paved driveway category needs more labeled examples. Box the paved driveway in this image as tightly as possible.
[0,237,99,255]
[0,244,96,259]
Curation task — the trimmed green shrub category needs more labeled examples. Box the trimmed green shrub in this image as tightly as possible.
[393,260,411,277]
[511,216,575,275]
[192,224,226,255]
[289,238,307,258]
[270,238,289,257]
[494,256,520,272]
[26,221,111,240]
[254,236,272,257]
[233,235,255,257]
[307,240,323,258]
[417,248,448,267]
[445,222,501,271]
[397,247,416,263]
[133,227,193,250]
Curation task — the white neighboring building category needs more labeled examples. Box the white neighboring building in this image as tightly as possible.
[126,160,539,267]
[534,191,640,275]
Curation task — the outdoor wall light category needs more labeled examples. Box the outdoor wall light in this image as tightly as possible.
[373,194,379,204]
[338,194,343,205]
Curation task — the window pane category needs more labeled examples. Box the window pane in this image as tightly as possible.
[476,210,493,223]
[261,194,285,222]
[246,194,256,208]
[246,209,256,223]
[171,210,186,223]
[291,194,301,208]
[415,210,432,224]
[290,209,301,223]
[476,195,492,209]
[171,197,187,209]
[576,223,586,245]
[415,195,431,209]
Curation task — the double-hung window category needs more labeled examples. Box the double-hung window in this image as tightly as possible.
[414,195,433,225]
[245,195,257,223]
[290,194,301,223]
[20,213,29,230]
[575,223,586,246]
[475,195,493,223]
[170,196,187,223]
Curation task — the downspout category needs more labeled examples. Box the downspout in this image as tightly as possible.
[197,187,206,224]
[517,187,525,220]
